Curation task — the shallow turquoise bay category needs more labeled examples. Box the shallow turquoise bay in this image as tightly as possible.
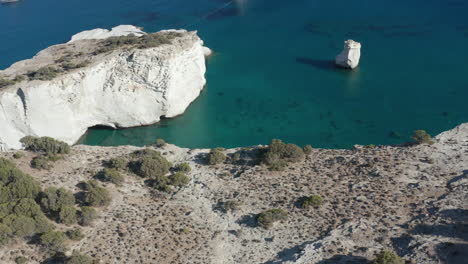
[1,0,467,148]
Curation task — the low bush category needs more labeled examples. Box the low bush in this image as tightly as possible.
[232,152,241,163]
[15,256,28,264]
[373,250,405,264]
[303,145,313,155]
[220,200,239,213]
[40,187,75,214]
[13,152,23,159]
[26,66,62,81]
[257,209,288,229]
[262,139,305,171]
[20,136,70,154]
[412,130,434,145]
[58,206,78,225]
[207,148,226,165]
[169,172,190,187]
[175,162,191,173]
[154,138,167,148]
[101,168,124,186]
[66,228,84,241]
[0,78,16,88]
[107,157,128,170]
[78,206,97,226]
[39,231,66,252]
[84,183,111,207]
[298,195,323,209]
[31,156,52,170]
[130,149,172,179]
[67,254,95,264]
[0,223,12,246]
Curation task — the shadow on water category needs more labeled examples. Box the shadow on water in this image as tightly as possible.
[295,57,337,71]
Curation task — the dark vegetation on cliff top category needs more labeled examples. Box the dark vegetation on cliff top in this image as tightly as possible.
[0,31,184,89]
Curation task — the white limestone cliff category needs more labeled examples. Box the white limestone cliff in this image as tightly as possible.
[0,27,210,150]
[335,39,361,69]
[68,25,145,43]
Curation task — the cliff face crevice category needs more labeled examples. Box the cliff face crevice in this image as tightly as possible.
[0,26,210,150]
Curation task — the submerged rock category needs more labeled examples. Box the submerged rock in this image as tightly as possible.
[335,39,361,69]
[0,26,211,150]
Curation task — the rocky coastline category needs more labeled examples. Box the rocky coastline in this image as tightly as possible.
[0,123,466,263]
[0,26,211,151]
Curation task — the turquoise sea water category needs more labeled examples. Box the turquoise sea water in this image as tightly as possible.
[1,0,467,148]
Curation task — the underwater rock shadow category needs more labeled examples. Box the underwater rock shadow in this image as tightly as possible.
[295,57,339,72]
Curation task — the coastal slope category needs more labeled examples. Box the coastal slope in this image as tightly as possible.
[0,26,210,150]
[0,123,466,263]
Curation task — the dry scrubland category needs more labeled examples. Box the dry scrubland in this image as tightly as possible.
[0,124,467,264]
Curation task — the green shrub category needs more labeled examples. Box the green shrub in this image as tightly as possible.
[66,228,84,241]
[373,250,405,264]
[0,223,12,246]
[257,209,288,229]
[175,162,191,173]
[15,256,28,264]
[154,138,167,148]
[48,155,62,162]
[40,187,75,214]
[207,148,226,165]
[298,195,323,209]
[220,200,239,212]
[31,156,51,170]
[303,145,313,155]
[67,254,95,264]
[2,214,37,237]
[107,157,127,170]
[101,168,124,186]
[84,184,111,207]
[412,130,434,145]
[26,67,61,81]
[20,136,70,154]
[0,158,41,202]
[0,78,16,88]
[59,206,77,225]
[12,198,43,218]
[232,153,241,163]
[39,231,66,252]
[261,139,305,171]
[268,160,288,171]
[169,172,190,187]
[13,152,24,159]
[78,206,97,226]
[131,149,171,179]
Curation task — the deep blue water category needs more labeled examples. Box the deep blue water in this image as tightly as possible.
[1,0,467,148]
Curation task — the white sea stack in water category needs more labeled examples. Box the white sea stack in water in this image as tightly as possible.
[335,39,361,69]
[0,26,210,150]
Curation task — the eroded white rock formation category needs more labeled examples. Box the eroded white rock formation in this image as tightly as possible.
[68,25,145,43]
[335,39,361,69]
[0,27,210,150]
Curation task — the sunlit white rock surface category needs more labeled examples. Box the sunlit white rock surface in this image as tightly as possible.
[335,39,361,69]
[0,27,210,150]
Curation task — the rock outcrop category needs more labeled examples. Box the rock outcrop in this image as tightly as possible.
[68,25,145,43]
[0,27,210,150]
[335,39,361,69]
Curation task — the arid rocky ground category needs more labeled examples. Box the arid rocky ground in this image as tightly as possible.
[0,124,467,264]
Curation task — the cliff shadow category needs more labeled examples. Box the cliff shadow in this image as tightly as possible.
[263,241,312,264]
[435,242,468,264]
[317,255,370,264]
